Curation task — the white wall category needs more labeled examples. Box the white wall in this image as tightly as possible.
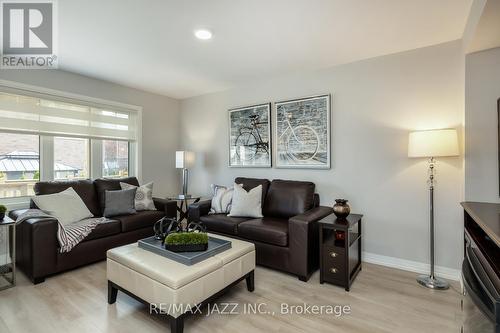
[465,47,500,202]
[180,41,465,272]
[0,70,181,197]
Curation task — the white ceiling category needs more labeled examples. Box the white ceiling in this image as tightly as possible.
[59,0,473,99]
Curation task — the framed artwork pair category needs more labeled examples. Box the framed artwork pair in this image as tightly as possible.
[228,94,331,169]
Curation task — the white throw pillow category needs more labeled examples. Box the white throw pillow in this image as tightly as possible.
[228,183,263,218]
[32,187,93,225]
[209,184,235,214]
[120,182,156,211]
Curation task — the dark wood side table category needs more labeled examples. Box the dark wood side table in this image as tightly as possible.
[319,213,362,291]
[167,195,201,223]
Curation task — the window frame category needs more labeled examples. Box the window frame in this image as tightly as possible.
[0,79,142,209]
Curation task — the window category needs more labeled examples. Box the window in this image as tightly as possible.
[0,133,39,198]
[54,137,89,180]
[102,140,129,178]
[0,85,140,201]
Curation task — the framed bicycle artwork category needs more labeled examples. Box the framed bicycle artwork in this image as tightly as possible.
[275,94,331,169]
[228,103,272,167]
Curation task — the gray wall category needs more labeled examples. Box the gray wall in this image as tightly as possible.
[0,42,468,272]
[0,70,181,197]
[180,41,465,270]
[465,47,500,202]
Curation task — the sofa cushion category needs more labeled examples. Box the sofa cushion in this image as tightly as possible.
[121,181,157,211]
[209,184,234,214]
[228,184,263,218]
[33,179,100,216]
[103,188,137,218]
[263,180,315,218]
[234,177,270,204]
[84,219,121,242]
[94,177,140,214]
[237,217,288,247]
[114,210,165,232]
[200,214,252,235]
[32,187,94,225]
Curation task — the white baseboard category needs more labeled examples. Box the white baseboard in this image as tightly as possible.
[362,251,461,281]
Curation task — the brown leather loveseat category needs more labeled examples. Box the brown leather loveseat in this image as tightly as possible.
[9,177,176,284]
[188,177,333,281]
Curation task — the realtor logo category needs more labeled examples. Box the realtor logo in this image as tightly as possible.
[1,0,58,68]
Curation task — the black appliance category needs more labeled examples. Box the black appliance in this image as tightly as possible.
[462,202,500,332]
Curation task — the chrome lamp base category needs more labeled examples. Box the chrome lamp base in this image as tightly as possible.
[416,158,449,291]
[416,275,449,290]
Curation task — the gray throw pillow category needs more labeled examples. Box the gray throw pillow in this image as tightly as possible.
[103,188,137,217]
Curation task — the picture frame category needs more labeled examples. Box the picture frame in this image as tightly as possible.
[228,103,272,168]
[274,94,331,169]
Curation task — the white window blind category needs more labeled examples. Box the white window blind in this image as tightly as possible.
[0,90,138,140]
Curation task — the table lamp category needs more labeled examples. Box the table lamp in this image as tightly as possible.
[176,151,195,199]
[408,128,459,290]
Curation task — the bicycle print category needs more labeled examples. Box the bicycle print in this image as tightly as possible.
[229,103,271,167]
[275,95,330,169]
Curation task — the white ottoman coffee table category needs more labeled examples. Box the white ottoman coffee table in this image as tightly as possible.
[106,234,255,333]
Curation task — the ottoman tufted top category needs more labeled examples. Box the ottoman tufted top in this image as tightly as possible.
[107,233,254,289]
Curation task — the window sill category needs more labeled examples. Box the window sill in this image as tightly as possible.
[0,197,31,211]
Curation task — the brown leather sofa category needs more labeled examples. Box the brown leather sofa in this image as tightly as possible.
[9,177,176,284]
[188,177,333,281]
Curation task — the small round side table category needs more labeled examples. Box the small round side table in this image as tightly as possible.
[167,195,201,223]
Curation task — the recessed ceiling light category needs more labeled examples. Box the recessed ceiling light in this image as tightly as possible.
[194,29,212,40]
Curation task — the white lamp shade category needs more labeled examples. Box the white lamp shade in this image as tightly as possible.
[175,151,195,169]
[408,129,459,158]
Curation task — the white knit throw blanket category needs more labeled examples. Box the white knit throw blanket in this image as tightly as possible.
[15,209,106,253]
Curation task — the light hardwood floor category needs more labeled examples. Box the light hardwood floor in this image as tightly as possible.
[0,262,464,333]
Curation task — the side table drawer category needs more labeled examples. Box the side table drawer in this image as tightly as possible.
[323,244,345,256]
[322,254,346,283]
[322,263,345,283]
[322,248,344,266]
[321,244,346,285]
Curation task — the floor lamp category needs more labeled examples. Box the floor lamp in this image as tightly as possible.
[408,129,459,290]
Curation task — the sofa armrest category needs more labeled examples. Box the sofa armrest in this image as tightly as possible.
[289,206,333,225]
[288,206,334,279]
[153,198,177,218]
[188,199,211,222]
[9,209,59,283]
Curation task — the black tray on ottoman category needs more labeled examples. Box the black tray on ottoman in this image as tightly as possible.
[138,235,232,266]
